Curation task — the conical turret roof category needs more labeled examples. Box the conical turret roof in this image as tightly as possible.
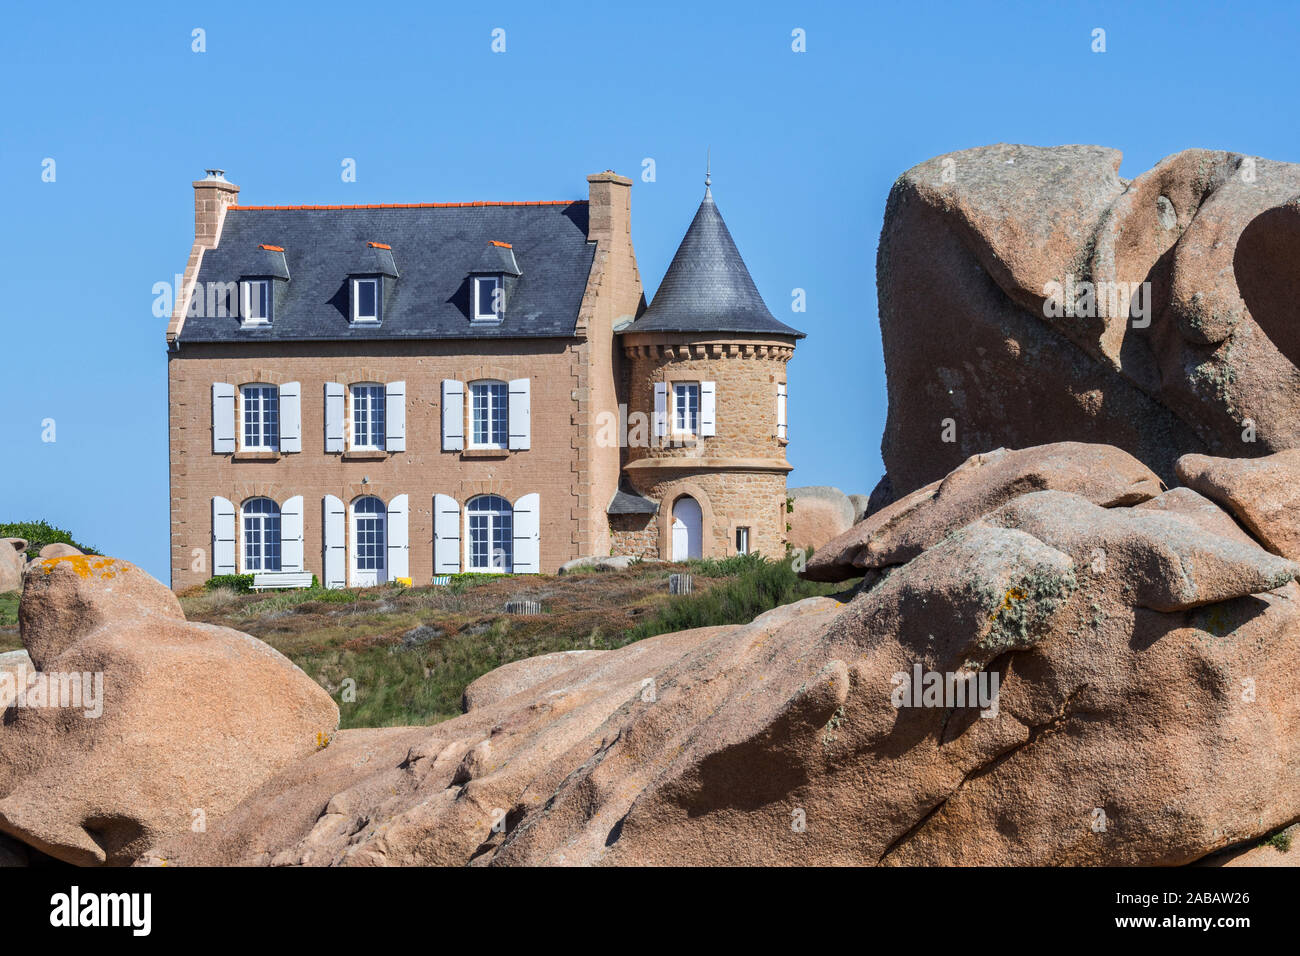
[624,188,804,338]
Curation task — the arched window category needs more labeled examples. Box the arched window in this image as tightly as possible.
[242,497,281,572]
[469,380,509,449]
[467,494,513,571]
[351,496,387,585]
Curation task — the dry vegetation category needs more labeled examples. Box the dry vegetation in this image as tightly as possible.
[0,556,851,728]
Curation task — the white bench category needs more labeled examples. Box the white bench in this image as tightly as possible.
[251,571,314,591]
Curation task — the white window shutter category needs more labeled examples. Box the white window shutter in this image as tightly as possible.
[653,382,667,438]
[700,381,717,436]
[386,494,409,581]
[280,382,302,452]
[280,495,304,571]
[508,377,531,450]
[385,381,406,452]
[212,496,236,575]
[777,383,788,440]
[322,495,346,589]
[324,383,345,453]
[512,493,540,574]
[212,383,235,453]
[442,380,464,451]
[433,494,461,573]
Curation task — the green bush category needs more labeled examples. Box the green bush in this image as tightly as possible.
[0,520,97,560]
[205,573,255,593]
[689,551,767,578]
[625,555,847,642]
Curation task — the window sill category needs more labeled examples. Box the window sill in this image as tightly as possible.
[343,450,389,461]
[232,450,281,461]
[462,448,510,459]
[777,437,789,446]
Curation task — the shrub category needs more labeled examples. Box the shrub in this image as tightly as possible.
[1263,830,1293,853]
[690,551,767,578]
[625,555,848,642]
[204,573,255,593]
[0,520,97,560]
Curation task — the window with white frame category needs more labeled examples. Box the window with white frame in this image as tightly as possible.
[473,274,503,321]
[673,382,700,434]
[241,497,281,572]
[241,384,279,450]
[241,279,271,325]
[350,383,386,450]
[469,380,509,448]
[467,494,513,572]
[735,526,751,555]
[352,277,380,324]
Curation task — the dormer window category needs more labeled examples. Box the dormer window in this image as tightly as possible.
[473,274,503,321]
[347,242,397,326]
[237,244,288,329]
[352,277,381,324]
[241,279,271,325]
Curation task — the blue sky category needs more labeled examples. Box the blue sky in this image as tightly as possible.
[1,0,1297,581]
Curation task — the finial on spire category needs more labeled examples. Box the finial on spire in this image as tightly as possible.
[705,148,711,189]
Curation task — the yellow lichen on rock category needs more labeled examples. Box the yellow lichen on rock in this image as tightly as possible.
[38,555,119,580]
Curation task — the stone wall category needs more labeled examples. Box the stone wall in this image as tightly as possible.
[613,331,795,560]
[167,339,583,589]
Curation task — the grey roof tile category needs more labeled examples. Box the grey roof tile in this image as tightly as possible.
[472,241,523,276]
[178,202,594,342]
[622,189,804,338]
[608,485,659,515]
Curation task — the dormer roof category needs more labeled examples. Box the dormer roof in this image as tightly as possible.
[472,240,522,276]
[347,241,400,278]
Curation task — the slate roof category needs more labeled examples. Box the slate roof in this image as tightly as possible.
[472,241,523,276]
[178,201,594,343]
[622,188,804,339]
[607,484,659,515]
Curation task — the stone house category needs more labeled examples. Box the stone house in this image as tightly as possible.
[166,168,802,589]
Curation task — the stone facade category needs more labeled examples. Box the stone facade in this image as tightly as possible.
[167,170,799,588]
[616,332,795,560]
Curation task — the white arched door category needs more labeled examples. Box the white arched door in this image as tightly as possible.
[671,495,703,561]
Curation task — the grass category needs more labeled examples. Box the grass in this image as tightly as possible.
[165,556,854,728]
[0,557,854,725]
[0,592,19,649]
[1261,829,1293,853]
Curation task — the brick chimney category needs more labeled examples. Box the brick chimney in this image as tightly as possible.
[193,168,240,248]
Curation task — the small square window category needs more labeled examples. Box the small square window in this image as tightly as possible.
[474,275,503,321]
[242,279,271,325]
[352,277,380,324]
[735,527,750,555]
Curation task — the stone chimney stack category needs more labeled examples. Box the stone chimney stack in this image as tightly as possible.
[168,169,239,345]
[193,168,239,249]
[586,170,632,246]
